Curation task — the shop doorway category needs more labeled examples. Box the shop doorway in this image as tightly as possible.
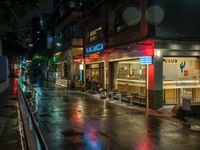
[85,63,104,91]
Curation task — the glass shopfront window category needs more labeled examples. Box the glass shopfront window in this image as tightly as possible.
[85,63,104,90]
[163,57,200,104]
[111,59,146,97]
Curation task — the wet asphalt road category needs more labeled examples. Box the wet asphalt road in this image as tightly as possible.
[32,81,200,150]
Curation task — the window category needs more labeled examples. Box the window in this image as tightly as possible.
[72,25,83,37]
[58,0,82,19]
[116,0,140,32]
[64,24,83,38]
[112,60,146,97]
[163,57,200,104]
[66,0,82,10]
[59,5,65,18]
[54,32,64,46]
[88,22,103,42]
[85,0,101,11]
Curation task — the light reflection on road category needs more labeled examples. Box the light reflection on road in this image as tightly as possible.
[31,81,200,150]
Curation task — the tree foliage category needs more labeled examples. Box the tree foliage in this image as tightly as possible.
[2,38,27,60]
[0,0,46,29]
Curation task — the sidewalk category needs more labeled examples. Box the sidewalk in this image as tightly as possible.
[85,92,174,117]
[71,91,176,118]
[72,91,200,131]
[0,78,22,150]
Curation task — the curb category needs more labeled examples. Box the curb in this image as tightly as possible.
[69,91,166,117]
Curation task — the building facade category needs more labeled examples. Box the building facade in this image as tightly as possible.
[51,0,83,88]
[82,0,200,109]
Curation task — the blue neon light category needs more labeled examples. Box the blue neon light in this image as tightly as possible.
[140,56,153,64]
[85,43,104,54]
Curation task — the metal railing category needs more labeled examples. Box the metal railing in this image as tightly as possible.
[17,82,48,150]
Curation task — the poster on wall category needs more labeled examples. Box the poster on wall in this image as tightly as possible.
[163,57,200,82]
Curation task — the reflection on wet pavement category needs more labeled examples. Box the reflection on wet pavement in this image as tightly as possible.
[32,81,200,150]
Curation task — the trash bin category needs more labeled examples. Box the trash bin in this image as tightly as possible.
[108,92,113,101]
[182,97,191,116]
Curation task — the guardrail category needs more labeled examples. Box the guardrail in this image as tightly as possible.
[17,82,48,150]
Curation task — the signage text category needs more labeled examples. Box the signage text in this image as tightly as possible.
[85,43,104,54]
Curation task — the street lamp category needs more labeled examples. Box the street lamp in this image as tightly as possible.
[28,43,33,47]
[56,42,62,47]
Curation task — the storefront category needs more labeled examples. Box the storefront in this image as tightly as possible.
[51,52,63,80]
[84,39,200,109]
[153,39,200,108]
[110,59,147,98]
[85,62,104,91]
[71,56,84,89]
[163,57,200,104]
[84,39,154,106]
[106,39,155,107]
[84,42,106,91]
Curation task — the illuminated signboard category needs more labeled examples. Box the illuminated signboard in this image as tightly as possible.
[85,43,104,54]
[80,70,83,81]
[79,64,83,70]
[52,56,56,63]
[140,56,153,64]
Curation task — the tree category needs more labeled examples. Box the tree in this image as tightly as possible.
[0,0,46,30]
[0,0,47,59]
[2,38,27,60]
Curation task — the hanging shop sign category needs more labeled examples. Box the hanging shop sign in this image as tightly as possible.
[140,56,153,64]
[52,56,56,63]
[163,58,178,64]
[85,43,104,54]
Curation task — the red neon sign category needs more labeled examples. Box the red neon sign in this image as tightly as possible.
[73,58,82,62]
[129,39,154,56]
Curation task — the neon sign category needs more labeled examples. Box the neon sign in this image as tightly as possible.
[140,56,153,64]
[73,58,82,62]
[85,43,104,54]
[89,52,99,59]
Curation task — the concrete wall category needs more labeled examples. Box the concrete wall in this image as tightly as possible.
[0,56,9,81]
[0,80,9,94]
[0,39,2,56]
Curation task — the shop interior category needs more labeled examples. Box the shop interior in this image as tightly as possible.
[163,57,200,104]
[85,63,104,91]
[111,59,146,99]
